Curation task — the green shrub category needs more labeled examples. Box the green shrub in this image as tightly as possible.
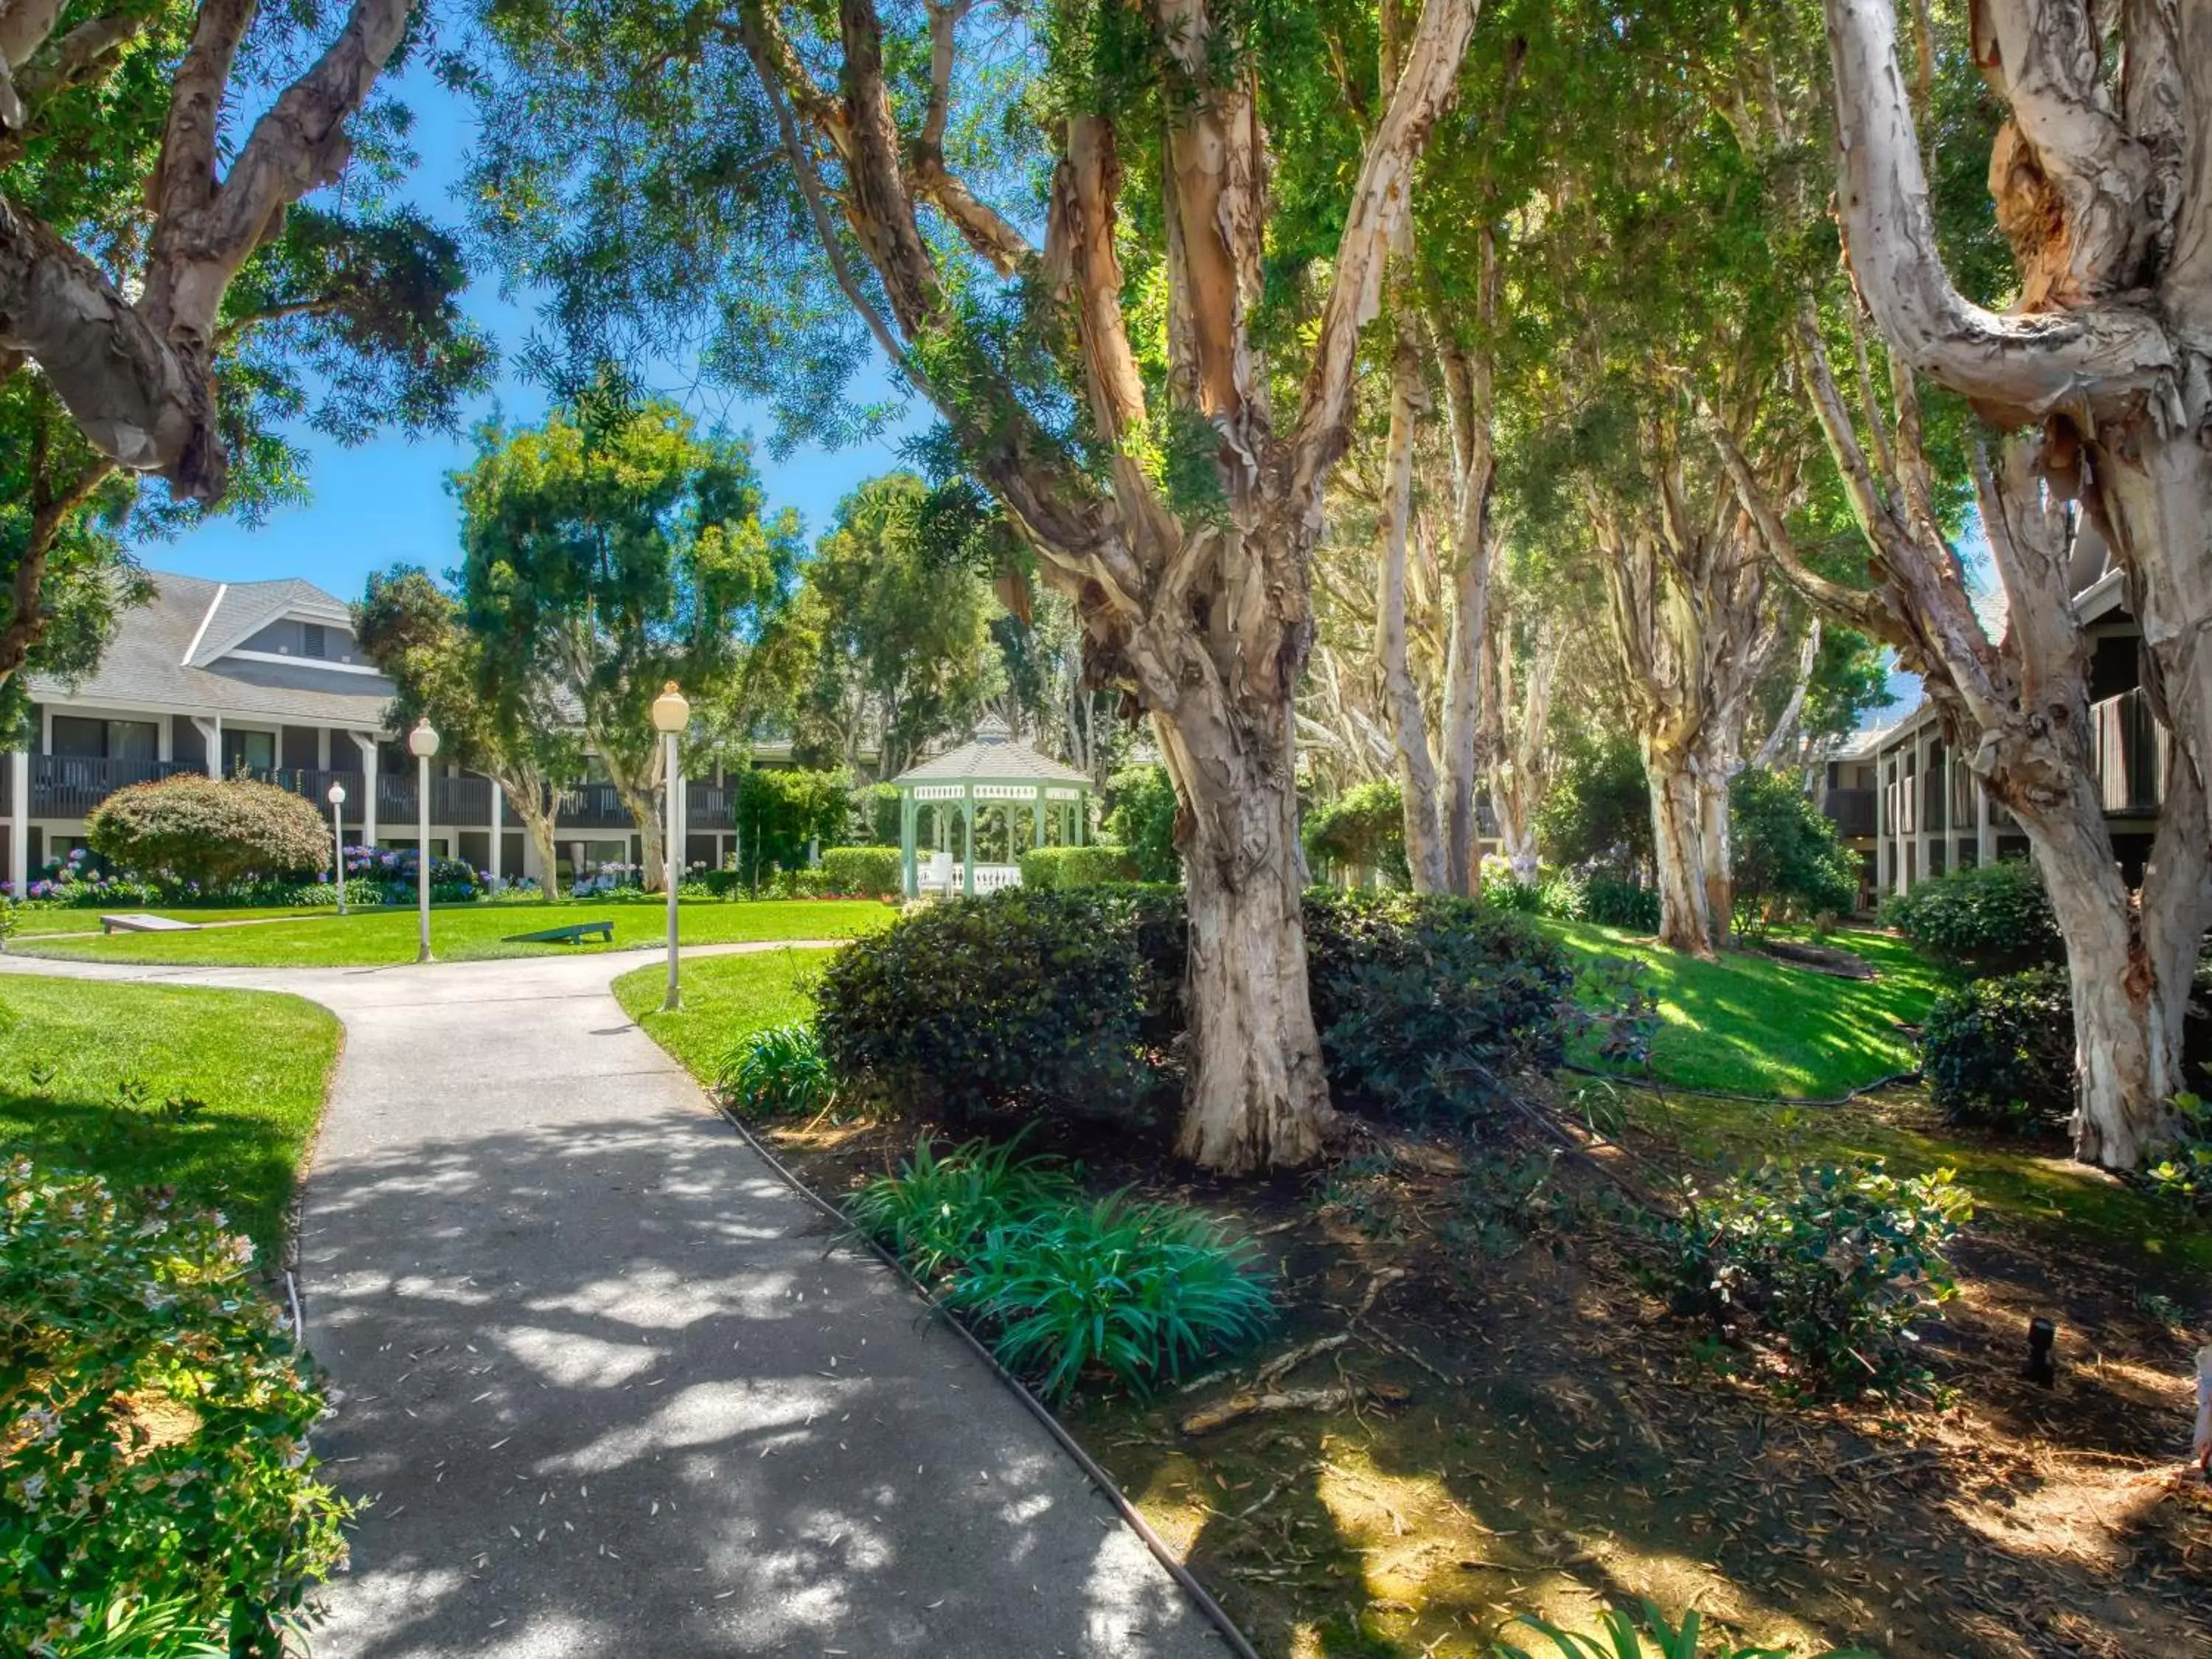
[1534,734,1652,877]
[734,766,849,886]
[816,888,1171,1128]
[1301,779,1408,886]
[1728,768,1858,935]
[818,844,902,897]
[1018,844,1138,891]
[1486,874,1549,915]
[1495,1599,1874,1658]
[1104,763,1180,883]
[947,1197,1273,1399]
[2143,1092,2212,1213]
[717,1023,835,1117]
[846,1134,1078,1279]
[1304,891,1573,1124]
[0,1158,348,1654]
[1582,875,1661,931]
[1919,967,2074,1130]
[1658,1159,1972,1396]
[1881,858,2060,974]
[86,775,330,891]
[39,1593,227,1659]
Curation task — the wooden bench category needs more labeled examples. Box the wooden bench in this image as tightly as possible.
[501,920,615,945]
[100,913,201,934]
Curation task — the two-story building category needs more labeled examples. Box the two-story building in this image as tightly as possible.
[1815,538,2161,909]
[4,571,750,893]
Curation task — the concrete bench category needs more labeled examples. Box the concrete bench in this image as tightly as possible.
[100,913,201,934]
[501,920,616,945]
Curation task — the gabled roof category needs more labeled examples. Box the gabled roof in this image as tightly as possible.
[187,577,352,667]
[27,570,394,728]
[891,717,1092,787]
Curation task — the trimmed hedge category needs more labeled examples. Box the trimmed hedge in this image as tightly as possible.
[1018,844,1139,891]
[1919,966,2075,1128]
[816,886,1573,1133]
[820,845,902,897]
[1882,858,2060,975]
[86,775,329,890]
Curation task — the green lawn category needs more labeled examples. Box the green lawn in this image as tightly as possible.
[614,946,830,1086]
[11,897,893,967]
[1543,919,1946,1098]
[0,976,341,1261]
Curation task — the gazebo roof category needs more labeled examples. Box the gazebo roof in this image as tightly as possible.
[890,716,1092,788]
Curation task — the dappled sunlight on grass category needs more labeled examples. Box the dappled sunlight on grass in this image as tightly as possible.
[1543,921,1945,1097]
[612,947,832,1086]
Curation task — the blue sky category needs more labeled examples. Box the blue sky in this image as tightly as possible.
[147,63,915,600]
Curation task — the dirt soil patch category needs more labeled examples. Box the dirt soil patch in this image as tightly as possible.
[748,1096,2212,1658]
[1751,939,1879,980]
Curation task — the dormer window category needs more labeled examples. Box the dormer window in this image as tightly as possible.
[305,623,327,659]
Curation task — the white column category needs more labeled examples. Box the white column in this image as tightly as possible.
[349,732,379,846]
[192,715,221,779]
[9,748,27,897]
[156,718,172,764]
[1874,761,1891,897]
[490,781,504,882]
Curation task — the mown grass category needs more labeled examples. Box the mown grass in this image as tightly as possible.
[13,897,893,967]
[0,975,340,1260]
[613,946,831,1086]
[1543,919,1946,1098]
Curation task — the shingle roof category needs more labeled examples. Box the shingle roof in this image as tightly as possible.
[891,717,1092,787]
[27,570,395,728]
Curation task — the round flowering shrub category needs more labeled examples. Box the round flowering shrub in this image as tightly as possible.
[86,775,329,893]
[0,1158,349,1652]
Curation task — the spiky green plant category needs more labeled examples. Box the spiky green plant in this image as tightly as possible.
[946,1196,1275,1400]
[1492,1600,1875,1659]
[715,1022,835,1118]
[844,1133,1077,1279]
[44,1597,228,1659]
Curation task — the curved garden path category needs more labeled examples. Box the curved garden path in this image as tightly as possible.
[0,946,1228,1658]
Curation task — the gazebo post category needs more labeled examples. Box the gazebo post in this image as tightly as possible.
[961,783,975,896]
[1034,785,1047,850]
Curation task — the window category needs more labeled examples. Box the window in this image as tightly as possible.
[304,622,327,658]
[50,717,157,761]
[221,728,276,773]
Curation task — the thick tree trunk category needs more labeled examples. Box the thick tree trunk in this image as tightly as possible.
[2101,437,2212,841]
[1440,542,1486,894]
[1646,742,1717,956]
[515,801,563,901]
[1697,758,1733,945]
[1156,696,1333,1174]
[2027,800,2185,1166]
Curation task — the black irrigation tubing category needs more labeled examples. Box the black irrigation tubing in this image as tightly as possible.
[716,1107,1267,1659]
[1562,1060,1921,1110]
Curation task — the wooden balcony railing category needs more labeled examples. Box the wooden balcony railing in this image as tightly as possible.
[31,756,201,818]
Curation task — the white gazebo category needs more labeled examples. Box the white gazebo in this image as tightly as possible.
[891,717,1095,898]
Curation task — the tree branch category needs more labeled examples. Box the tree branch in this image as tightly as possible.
[1290,0,1475,499]
[1821,0,2174,420]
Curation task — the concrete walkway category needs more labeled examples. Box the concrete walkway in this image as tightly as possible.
[0,947,1228,1658]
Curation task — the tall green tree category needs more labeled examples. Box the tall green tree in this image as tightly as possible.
[354,566,580,900]
[453,396,802,890]
[465,0,1479,1172]
[785,473,999,778]
[0,0,490,707]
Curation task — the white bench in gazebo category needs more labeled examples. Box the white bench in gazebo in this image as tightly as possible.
[896,717,1096,900]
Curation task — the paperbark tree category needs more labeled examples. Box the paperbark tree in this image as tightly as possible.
[1725,305,2212,1169]
[0,0,417,499]
[1481,594,1557,881]
[1820,0,2212,880]
[469,0,1478,1169]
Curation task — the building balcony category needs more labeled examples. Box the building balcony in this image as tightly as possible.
[29,755,203,818]
[1821,787,1877,840]
[2093,686,2164,812]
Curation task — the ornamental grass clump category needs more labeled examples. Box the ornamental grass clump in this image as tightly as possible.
[716,1023,835,1118]
[846,1136,1271,1397]
[0,1157,348,1655]
[945,1198,1275,1401]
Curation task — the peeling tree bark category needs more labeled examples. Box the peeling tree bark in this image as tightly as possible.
[0,0,415,499]
[755,0,1478,1171]
[1378,301,1447,893]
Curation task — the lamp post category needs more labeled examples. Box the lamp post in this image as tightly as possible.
[326,782,347,916]
[408,719,439,963]
[651,681,690,1011]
